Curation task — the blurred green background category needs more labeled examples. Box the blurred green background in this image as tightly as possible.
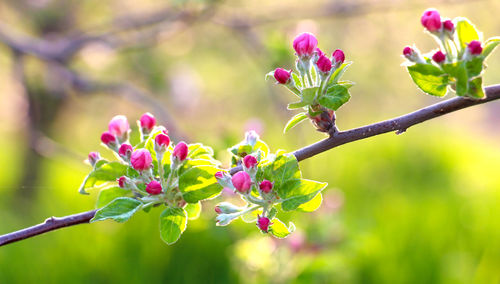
[1,0,500,283]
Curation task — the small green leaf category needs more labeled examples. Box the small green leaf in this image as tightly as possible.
[329,61,352,84]
[467,77,485,99]
[187,143,216,161]
[96,186,132,208]
[455,17,481,51]
[268,207,278,220]
[318,84,350,111]
[179,165,221,203]
[91,197,142,223]
[442,62,468,96]
[302,87,318,105]
[260,153,301,191]
[279,179,327,211]
[291,72,303,89]
[482,37,500,58]
[337,80,355,89]
[283,112,308,133]
[296,192,323,212]
[79,162,128,194]
[269,218,295,238]
[185,202,202,220]
[287,101,309,109]
[407,64,449,97]
[465,57,484,78]
[159,207,187,245]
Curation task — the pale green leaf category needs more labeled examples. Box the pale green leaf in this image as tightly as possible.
[91,197,142,223]
[407,64,449,97]
[283,112,308,133]
[269,218,295,238]
[159,208,187,245]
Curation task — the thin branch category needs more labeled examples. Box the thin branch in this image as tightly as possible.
[2,84,499,246]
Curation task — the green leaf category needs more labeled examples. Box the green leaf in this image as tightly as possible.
[159,207,187,245]
[287,101,309,109]
[279,179,327,211]
[467,77,485,99]
[254,140,270,158]
[407,64,449,97]
[96,186,132,208]
[291,72,303,89]
[296,192,323,212]
[465,57,484,78]
[318,84,350,111]
[337,80,355,89]
[455,17,481,51]
[442,62,468,96]
[301,87,318,105]
[482,37,500,58]
[179,165,221,203]
[91,197,142,223]
[329,61,352,84]
[79,162,128,194]
[187,143,216,161]
[283,112,308,133]
[185,202,202,220]
[269,218,295,238]
[260,153,301,191]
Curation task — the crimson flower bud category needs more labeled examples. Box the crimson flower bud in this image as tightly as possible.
[468,40,483,55]
[172,141,188,161]
[146,180,162,195]
[274,68,292,84]
[315,47,325,57]
[101,131,117,146]
[403,46,413,58]
[88,152,101,166]
[316,55,332,73]
[117,176,127,188]
[259,180,274,193]
[154,133,170,153]
[243,155,258,169]
[443,20,454,32]
[215,171,224,179]
[214,202,241,214]
[432,50,446,63]
[130,149,153,171]
[293,32,318,58]
[257,216,272,233]
[108,115,130,139]
[215,206,222,214]
[139,112,156,132]
[332,49,345,66]
[231,171,252,193]
[421,9,442,32]
[118,144,133,160]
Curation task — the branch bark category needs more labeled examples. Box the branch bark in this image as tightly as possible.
[1,84,499,246]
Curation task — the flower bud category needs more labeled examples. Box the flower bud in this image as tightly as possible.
[154,133,170,153]
[332,49,345,67]
[259,180,274,194]
[308,109,336,133]
[243,155,258,169]
[146,180,162,195]
[172,141,188,161]
[117,176,128,188]
[108,115,130,141]
[139,112,156,133]
[244,130,259,147]
[315,47,325,57]
[403,46,413,58]
[216,212,240,226]
[118,143,133,160]
[273,68,292,84]
[316,55,332,73]
[293,32,318,58]
[432,50,446,63]
[257,216,272,233]
[468,40,483,55]
[421,9,442,32]
[443,20,454,32]
[214,202,242,214]
[101,131,117,146]
[130,149,153,171]
[215,171,234,189]
[231,171,252,193]
[88,152,101,167]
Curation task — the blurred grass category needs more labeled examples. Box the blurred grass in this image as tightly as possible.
[1,0,500,283]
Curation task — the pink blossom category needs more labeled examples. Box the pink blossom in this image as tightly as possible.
[332,49,345,65]
[293,33,318,57]
[257,216,272,232]
[146,180,162,195]
[108,115,130,138]
[273,68,292,84]
[243,155,258,169]
[130,149,152,171]
[231,171,252,193]
[259,180,273,193]
[139,112,156,131]
[432,50,446,63]
[100,131,117,145]
[173,141,188,161]
[421,9,442,32]
[316,55,332,73]
[468,40,483,55]
[118,144,133,159]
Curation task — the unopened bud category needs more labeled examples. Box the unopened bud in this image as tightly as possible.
[216,212,240,226]
[243,155,258,169]
[332,49,345,67]
[101,131,117,147]
[131,149,153,171]
[421,9,442,32]
[154,133,170,154]
[139,112,156,134]
[231,171,252,193]
[215,171,234,189]
[118,144,133,160]
[432,50,446,63]
[259,180,274,194]
[468,40,483,56]
[214,202,242,214]
[273,68,292,84]
[172,141,188,162]
[146,180,162,195]
[108,115,130,142]
[244,130,259,148]
[88,152,101,167]
[257,216,272,233]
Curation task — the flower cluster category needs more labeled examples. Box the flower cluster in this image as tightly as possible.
[403,9,500,98]
[267,33,354,134]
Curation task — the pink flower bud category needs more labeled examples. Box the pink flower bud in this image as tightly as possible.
[101,131,117,146]
[443,20,454,32]
[139,112,156,131]
[403,46,413,58]
[108,115,130,138]
[117,176,127,188]
[118,144,133,159]
[215,171,224,179]
[274,68,292,84]
[257,216,272,233]
[146,180,162,195]
[332,49,345,65]
[293,32,318,57]
[421,9,442,32]
[315,47,325,57]
[231,171,252,193]
[88,152,101,166]
[172,141,188,161]
[155,133,170,148]
[259,180,273,193]
[130,149,153,171]
[432,50,446,63]
[215,206,222,214]
[468,40,483,55]
[316,55,332,73]
[243,155,258,169]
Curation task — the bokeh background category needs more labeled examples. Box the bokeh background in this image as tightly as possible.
[1,0,500,283]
